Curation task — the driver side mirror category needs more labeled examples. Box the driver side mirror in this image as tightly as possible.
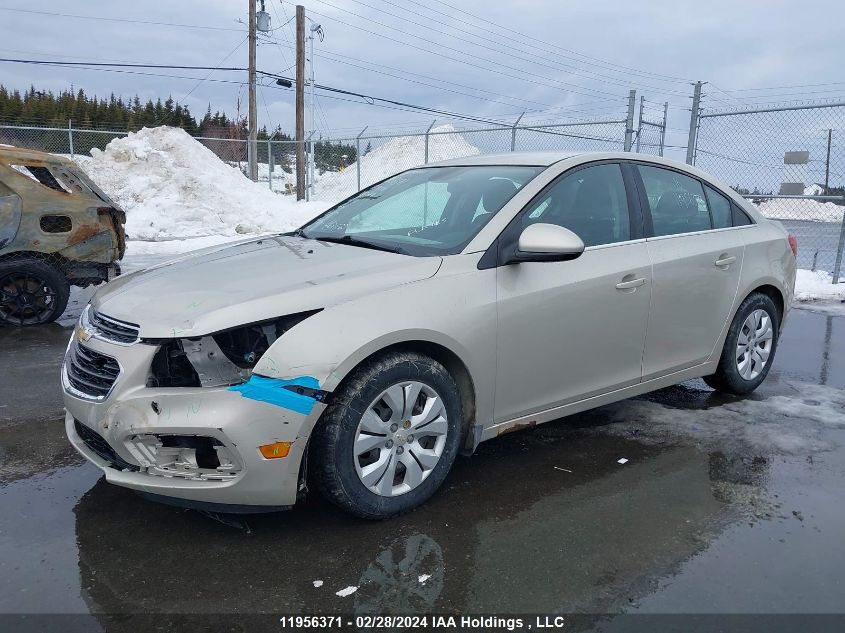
[506,223,585,264]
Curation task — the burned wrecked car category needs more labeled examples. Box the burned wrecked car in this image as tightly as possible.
[0,146,125,325]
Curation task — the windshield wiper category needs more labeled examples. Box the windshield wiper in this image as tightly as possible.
[308,234,408,255]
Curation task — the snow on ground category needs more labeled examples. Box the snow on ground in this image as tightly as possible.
[312,124,480,201]
[754,197,844,223]
[794,269,845,302]
[77,127,329,249]
[594,381,845,456]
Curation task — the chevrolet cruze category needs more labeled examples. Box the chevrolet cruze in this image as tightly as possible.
[63,152,796,518]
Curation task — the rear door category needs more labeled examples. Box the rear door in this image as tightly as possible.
[493,162,652,423]
[635,164,746,380]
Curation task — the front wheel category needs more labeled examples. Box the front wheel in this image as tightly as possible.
[704,292,780,395]
[312,351,462,519]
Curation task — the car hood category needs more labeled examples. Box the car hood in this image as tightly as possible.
[91,235,442,338]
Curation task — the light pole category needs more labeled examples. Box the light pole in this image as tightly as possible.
[307,21,322,201]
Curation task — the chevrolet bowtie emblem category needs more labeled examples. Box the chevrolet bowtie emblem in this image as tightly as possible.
[76,324,93,342]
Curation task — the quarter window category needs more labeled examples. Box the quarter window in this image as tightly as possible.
[704,184,733,229]
[520,163,631,247]
[638,165,711,237]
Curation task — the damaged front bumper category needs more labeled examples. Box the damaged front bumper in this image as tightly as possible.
[63,333,327,510]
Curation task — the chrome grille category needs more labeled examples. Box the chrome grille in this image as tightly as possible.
[90,310,139,344]
[65,341,121,399]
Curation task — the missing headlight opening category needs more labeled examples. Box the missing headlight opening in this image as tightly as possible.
[147,310,320,388]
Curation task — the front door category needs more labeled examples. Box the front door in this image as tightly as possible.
[493,163,651,424]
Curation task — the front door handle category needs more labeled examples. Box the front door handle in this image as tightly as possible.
[715,254,737,268]
[616,277,646,290]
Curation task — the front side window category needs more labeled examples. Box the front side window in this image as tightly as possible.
[638,165,711,237]
[519,163,631,247]
[300,165,543,256]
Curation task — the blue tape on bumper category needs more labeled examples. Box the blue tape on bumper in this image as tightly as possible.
[229,375,321,415]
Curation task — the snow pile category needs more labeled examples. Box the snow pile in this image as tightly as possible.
[754,197,844,223]
[312,124,480,202]
[80,127,329,244]
[794,269,845,302]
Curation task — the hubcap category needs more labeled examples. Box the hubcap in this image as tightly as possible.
[354,381,448,497]
[0,273,57,326]
[736,309,774,381]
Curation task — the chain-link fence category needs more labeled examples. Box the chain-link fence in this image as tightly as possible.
[692,101,845,280]
[0,109,655,203]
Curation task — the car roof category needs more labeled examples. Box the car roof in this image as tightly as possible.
[0,145,72,166]
[425,151,695,170]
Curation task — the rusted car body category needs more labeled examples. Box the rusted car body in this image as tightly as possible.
[0,146,125,325]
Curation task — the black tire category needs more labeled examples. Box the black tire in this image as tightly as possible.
[0,257,70,326]
[703,292,780,395]
[312,351,463,519]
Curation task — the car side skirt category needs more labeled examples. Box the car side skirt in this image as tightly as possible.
[480,360,718,442]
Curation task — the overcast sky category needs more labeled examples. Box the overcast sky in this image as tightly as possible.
[1,0,843,163]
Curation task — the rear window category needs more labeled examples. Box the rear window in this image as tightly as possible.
[704,184,732,229]
[10,163,93,195]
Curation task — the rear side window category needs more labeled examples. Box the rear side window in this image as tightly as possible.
[638,165,711,237]
[704,184,732,229]
[732,203,754,226]
[520,163,631,247]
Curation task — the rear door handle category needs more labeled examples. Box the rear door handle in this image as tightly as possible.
[715,255,737,268]
[616,277,646,290]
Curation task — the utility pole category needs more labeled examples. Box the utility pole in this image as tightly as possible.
[295,5,306,200]
[247,0,258,181]
[624,90,636,152]
[659,101,668,157]
[825,129,832,194]
[307,22,321,201]
[635,95,644,152]
[686,81,703,165]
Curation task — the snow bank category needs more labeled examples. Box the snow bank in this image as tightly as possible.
[312,124,480,202]
[754,197,844,223]
[79,127,329,244]
[794,268,845,302]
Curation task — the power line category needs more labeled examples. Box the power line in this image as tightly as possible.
[291,2,634,102]
[0,7,243,32]
[419,0,691,84]
[337,0,690,97]
[0,57,248,72]
[181,36,249,101]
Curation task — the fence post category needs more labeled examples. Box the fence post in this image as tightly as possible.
[511,112,525,151]
[659,102,668,157]
[635,95,644,152]
[424,119,436,164]
[832,197,845,284]
[267,139,273,191]
[305,131,314,201]
[68,120,74,158]
[686,81,703,165]
[356,126,368,193]
[624,91,636,151]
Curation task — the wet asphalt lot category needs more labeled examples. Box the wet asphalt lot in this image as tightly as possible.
[1,304,844,631]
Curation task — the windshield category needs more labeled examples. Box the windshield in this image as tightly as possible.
[299,165,544,256]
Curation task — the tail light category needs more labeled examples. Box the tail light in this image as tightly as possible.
[787,234,798,258]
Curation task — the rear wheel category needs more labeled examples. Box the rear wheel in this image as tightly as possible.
[704,292,779,395]
[0,258,70,326]
[312,351,462,519]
